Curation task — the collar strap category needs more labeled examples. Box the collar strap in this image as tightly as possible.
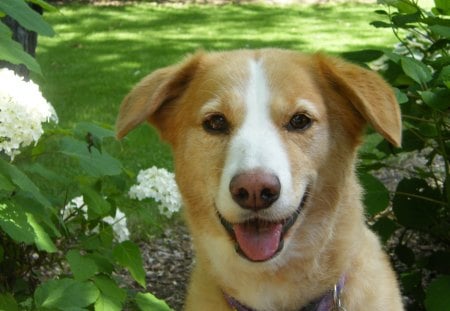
[223,275,346,311]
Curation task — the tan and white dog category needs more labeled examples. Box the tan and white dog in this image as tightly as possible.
[116,49,404,311]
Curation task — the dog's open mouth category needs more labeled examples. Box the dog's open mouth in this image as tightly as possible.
[218,190,310,262]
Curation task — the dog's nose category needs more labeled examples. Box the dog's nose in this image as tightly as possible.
[229,170,280,211]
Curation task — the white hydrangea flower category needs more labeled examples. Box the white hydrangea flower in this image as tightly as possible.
[102,209,130,243]
[63,196,87,220]
[0,68,58,160]
[129,166,182,218]
[63,196,130,242]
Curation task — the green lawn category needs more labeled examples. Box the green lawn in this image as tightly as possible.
[35,2,396,172]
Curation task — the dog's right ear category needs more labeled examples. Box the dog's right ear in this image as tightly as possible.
[115,52,203,140]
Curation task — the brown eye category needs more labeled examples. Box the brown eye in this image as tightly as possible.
[203,114,229,134]
[287,113,312,131]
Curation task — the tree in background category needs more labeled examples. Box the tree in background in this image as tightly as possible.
[0,0,55,77]
[0,3,43,79]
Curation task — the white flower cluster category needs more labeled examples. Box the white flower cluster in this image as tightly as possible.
[64,196,130,242]
[129,166,182,218]
[0,68,58,160]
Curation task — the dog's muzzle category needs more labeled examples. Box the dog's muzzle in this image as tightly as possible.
[218,181,310,262]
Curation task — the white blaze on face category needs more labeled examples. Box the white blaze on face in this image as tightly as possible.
[216,59,295,220]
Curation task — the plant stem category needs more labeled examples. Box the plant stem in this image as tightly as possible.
[394,191,446,206]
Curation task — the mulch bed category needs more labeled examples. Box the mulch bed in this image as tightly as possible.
[138,225,194,311]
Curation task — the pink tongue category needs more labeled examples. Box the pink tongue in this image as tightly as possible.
[233,222,283,261]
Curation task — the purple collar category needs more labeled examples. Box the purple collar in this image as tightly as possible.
[224,275,346,311]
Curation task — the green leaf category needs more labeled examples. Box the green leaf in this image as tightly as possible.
[371,217,398,244]
[80,234,102,251]
[0,158,51,208]
[80,186,111,219]
[382,0,419,14]
[21,163,68,184]
[66,250,99,281]
[27,0,58,12]
[74,122,116,141]
[430,25,450,38]
[0,202,56,252]
[0,173,15,192]
[395,244,415,266]
[113,241,146,288]
[435,0,450,15]
[400,129,425,152]
[95,295,117,311]
[0,293,19,311]
[428,39,450,55]
[0,25,42,75]
[27,213,56,252]
[401,57,433,85]
[401,271,422,293]
[0,22,12,37]
[12,192,60,237]
[341,49,384,64]
[385,51,401,63]
[58,137,122,177]
[392,11,421,27]
[0,0,54,36]
[135,293,173,311]
[360,173,390,216]
[417,122,438,138]
[425,275,450,311]
[420,89,450,111]
[34,278,100,310]
[374,9,389,15]
[92,275,126,311]
[89,253,114,275]
[424,16,450,28]
[99,226,114,249]
[393,178,441,230]
[394,87,409,104]
[370,21,393,28]
[74,122,116,153]
[80,227,115,250]
[359,133,385,156]
[0,203,35,244]
[437,65,450,86]
[428,252,450,274]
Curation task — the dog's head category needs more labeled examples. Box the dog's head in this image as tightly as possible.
[117,49,401,265]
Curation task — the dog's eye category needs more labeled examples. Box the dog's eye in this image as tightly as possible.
[287,113,312,131]
[203,114,230,134]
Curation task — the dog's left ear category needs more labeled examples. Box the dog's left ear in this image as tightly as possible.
[317,55,402,147]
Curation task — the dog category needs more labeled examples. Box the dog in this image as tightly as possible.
[116,49,404,311]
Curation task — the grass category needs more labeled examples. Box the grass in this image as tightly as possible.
[34,2,397,173]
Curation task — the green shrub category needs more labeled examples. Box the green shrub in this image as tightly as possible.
[0,115,174,311]
[345,0,450,310]
[0,1,174,310]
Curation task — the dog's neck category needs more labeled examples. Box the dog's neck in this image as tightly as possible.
[223,275,346,311]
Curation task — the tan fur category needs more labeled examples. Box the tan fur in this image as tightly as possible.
[116,49,404,311]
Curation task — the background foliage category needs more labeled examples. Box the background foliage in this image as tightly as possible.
[1,0,449,310]
[0,1,172,310]
[349,1,450,310]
